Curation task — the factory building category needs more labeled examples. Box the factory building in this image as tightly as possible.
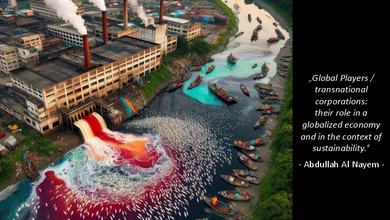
[30,1,84,21]
[9,35,162,136]
[163,16,202,40]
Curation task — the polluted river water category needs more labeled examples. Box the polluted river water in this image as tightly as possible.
[0,1,290,219]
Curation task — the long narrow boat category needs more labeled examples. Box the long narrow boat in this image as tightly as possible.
[233,172,261,184]
[189,66,201,71]
[203,196,236,215]
[263,109,278,114]
[206,65,215,74]
[235,31,244,38]
[241,149,263,162]
[238,152,258,171]
[208,82,236,103]
[233,141,256,151]
[179,72,192,82]
[188,75,203,89]
[221,175,250,187]
[240,83,249,96]
[232,169,258,177]
[254,115,267,129]
[218,190,250,201]
[167,82,183,91]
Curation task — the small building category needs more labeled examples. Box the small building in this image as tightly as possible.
[163,16,201,41]
[11,32,45,51]
[137,22,178,56]
[0,43,22,75]
[18,46,39,67]
[0,143,9,157]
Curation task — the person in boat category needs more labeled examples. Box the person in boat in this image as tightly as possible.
[245,192,249,198]
[212,197,219,206]
[260,116,266,124]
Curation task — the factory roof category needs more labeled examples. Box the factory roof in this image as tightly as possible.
[11,59,86,89]
[163,16,190,24]
[11,36,159,89]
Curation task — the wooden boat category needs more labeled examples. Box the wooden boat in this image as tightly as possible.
[256,105,274,111]
[233,141,256,151]
[203,196,236,215]
[179,72,192,82]
[240,83,249,96]
[252,63,258,68]
[218,190,250,201]
[188,75,203,89]
[255,83,272,90]
[263,95,279,100]
[23,152,40,181]
[206,65,215,74]
[233,172,261,184]
[241,149,263,162]
[261,62,269,74]
[253,72,267,79]
[248,14,252,22]
[189,66,201,71]
[279,63,288,68]
[263,109,278,114]
[221,175,250,187]
[257,17,262,24]
[275,28,285,40]
[167,82,183,91]
[250,30,258,42]
[208,82,236,103]
[254,115,267,129]
[273,22,278,27]
[277,71,286,78]
[260,89,278,96]
[238,152,258,171]
[267,37,280,43]
[240,138,264,146]
[232,169,257,177]
[227,53,237,64]
[235,31,244,38]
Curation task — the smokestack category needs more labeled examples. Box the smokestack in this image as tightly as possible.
[123,0,128,30]
[82,35,92,68]
[159,0,164,23]
[102,11,109,42]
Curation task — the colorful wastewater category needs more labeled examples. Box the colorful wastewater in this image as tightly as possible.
[183,0,289,106]
[0,1,290,219]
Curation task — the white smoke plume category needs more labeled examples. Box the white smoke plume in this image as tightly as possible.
[89,0,107,11]
[128,0,156,27]
[44,0,87,35]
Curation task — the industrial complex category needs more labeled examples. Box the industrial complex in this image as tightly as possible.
[0,0,227,137]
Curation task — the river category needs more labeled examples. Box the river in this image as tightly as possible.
[0,1,290,219]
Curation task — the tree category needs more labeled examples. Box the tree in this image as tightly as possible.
[253,191,292,220]
[190,39,211,56]
[174,36,190,56]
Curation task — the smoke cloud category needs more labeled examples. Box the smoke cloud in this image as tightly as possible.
[128,0,156,27]
[44,0,87,35]
[89,0,107,11]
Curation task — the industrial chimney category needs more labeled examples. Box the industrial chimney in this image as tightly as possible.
[159,0,164,23]
[102,10,109,42]
[123,0,128,30]
[82,35,92,68]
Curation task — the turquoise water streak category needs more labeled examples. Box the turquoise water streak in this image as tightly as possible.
[183,48,273,105]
